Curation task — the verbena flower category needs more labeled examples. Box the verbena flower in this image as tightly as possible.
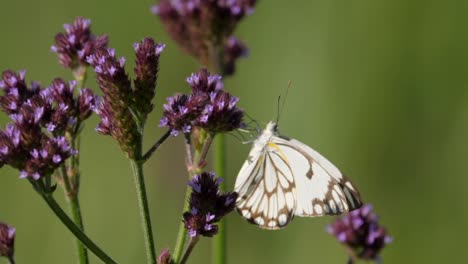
[133,38,165,119]
[51,17,108,70]
[0,70,40,115]
[183,172,238,238]
[0,222,15,260]
[0,71,81,180]
[152,0,256,75]
[87,48,138,157]
[45,78,97,134]
[88,38,165,158]
[223,36,248,75]
[160,69,243,136]
[327,204,392,262]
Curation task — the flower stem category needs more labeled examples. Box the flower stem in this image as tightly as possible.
[208,43,228,264]
[69,194,88,264]
[8,257,15,264]
[173,135,196,263]
[173,132,215,263]
[39,192,116,263]
[213,133,226,264]
[179,236,200,264]
[142,130,171,162]
[173,187,191,264]
[59,162,89,264]
[129,144,157,264]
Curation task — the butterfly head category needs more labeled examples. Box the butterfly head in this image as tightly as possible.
[265,121,279,134]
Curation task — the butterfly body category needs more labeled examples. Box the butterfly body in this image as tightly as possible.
[235,121,362,230]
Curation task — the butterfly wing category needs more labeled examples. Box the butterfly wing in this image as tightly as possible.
[235,142,297,229]
[271,136,362,217]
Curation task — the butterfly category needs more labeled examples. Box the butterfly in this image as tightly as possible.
[234,121,362,229]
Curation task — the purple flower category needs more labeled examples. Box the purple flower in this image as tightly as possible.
[39,78,96,134]
[160,93,208,136]
[0,222,15,259]
[161,69,244,135]
[133,38,165,119]
[0,70,41,115]
[194,90,243,133]
[187,69,223,94]
[88,48,139,158]
[327,204,392,262]
[153,0,256,75]
[183,172,238,238]
[223,36,248,75]
[77,88,96,120]
[52,17,108,69]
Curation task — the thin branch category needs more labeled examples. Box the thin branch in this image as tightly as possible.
[196,133,214,169]
[179,236,200,264]
[141,130,171,162]
[184,133,194,170]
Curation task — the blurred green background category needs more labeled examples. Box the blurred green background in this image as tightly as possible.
[1,0,468,263]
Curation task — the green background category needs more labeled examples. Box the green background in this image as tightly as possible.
[1,0,467,263]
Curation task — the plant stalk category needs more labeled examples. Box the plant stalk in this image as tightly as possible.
[179,236,200,264]
[39,192,116,263]
[59,162,89,264]
[213,133,226,264]
[208,43,228,264]
[129,146,157,264]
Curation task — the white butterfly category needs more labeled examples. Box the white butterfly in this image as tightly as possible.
[234,121,362,229]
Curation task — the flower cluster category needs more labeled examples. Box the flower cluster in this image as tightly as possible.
[183,172,238,237]
[160,68,244,136]
[46,78,96,134]
[0,70,40,115]
[0,222,15,260]
[87,37,165,158]
[0,71,94,180]
[133,38,166,119]
[51,17,108,70]
[152,0,255,75]
[327,204,392,262]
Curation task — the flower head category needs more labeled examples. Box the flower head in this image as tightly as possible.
[183,172,238,238]
[195,90,243,133]
[327,204,392,262]
[223,36,248,75]
[52,17,108,69]
[0,222,15,259]
[153,0,256,75]
[133,38,165,119]
[0,70,40,115]
[45,78,96,134]
[160,69,243,135]
[87,48,139,157]
[0,71,78,180]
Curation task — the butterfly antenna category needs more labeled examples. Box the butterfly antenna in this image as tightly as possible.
[244,111,261,133]
[275,80,292,125]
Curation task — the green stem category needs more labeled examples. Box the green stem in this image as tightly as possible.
[173,135,195,263]
[69,194,88,264]
[207,43,228,264]
[179,236,200,264]
[129,146,157,264]
[213,134,226,264]
[8,257,15,264]
[59,164,89,264]
[142,130,171,162]
[40,193,117,263]
[173,133,215,263]
[173,187,191,263]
